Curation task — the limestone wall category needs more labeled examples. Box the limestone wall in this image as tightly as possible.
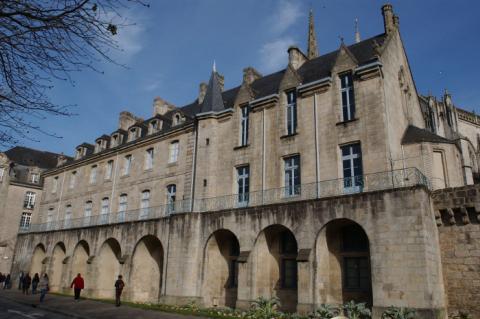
[432,185,480,318]
[11,186,446,319]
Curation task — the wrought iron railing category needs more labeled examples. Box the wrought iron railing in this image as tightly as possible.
[19,168,429,233]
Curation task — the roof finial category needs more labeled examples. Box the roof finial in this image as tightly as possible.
[213,60,216,73]
[355,18,361,43]
[307,9,319,59]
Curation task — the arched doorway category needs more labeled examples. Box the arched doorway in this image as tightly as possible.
[315,219,372,306]
[251,225,298,312]
[71,240,89,290]
[202,229,240,308]
[50,242,66,292]
[130,235,163,302]
[95,238,121,298]
[30,244,46,276]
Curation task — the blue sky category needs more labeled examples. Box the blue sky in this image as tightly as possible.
[14,0,480,155]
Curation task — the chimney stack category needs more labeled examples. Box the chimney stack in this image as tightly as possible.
[153,97,175,116]
[198,82,208,104]
[243,67,262,85]
[118,111,141,130]
[381,4,397,34]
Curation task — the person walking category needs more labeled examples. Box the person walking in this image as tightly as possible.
[18,271,24,290]
[114,275,125,307]
[70,273,84,301]
[3,274,11,289]
[38,274,49,303]
[32,273,40,294]
[22,273,31,295]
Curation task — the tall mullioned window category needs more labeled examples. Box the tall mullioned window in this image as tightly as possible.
[340,73,355,121]
[89,165,97,184]
[123,155,132,176]
[240,105,249,146]
[84,201,92,226]
[237,165,249,206]
[24,191,36,209]
[118,194,128,222]
[69,171,76,189]
[64,205,72,228]
[341,143,363,192]
[284,155,301,196]
[52,176,58,193]
[30,173,39,184]
[145,148,154,170]
[166,184,176,213]
[286,90,297,135]
[19,212,32,230]
[105,160,114,180]
[169,141,179,163]
[100,197,109,224]
[140,190,150,219]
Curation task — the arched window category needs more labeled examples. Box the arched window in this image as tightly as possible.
[100,197,109,224]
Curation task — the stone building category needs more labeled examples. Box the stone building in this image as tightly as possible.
[8,4,480,319]
[0,147,66,273]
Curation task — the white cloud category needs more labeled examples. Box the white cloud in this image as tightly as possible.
[267,0,303,35]
[259,37,295,73]
[116,22,144,60]
[144,79,162,92]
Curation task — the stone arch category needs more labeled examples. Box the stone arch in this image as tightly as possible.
[94,238,122,298]
[30,243,46,275]
[202,229,240,308]
[129,235,164,302]
[70,240,90,288]
[251,224,298,312]
[314,218,372,306]
[50,242,67,292]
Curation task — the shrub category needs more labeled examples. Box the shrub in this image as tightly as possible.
[309,304,340,319]
[342,301,371,319]
[381,306,416,319]
[248,297,282,319]
[450,311,472,319]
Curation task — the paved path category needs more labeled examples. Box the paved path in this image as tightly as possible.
[0,289,202,319]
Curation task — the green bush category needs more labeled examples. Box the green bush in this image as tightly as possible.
[309,304,340,319]
[342,301,371,319]
[381,306,416,319]
[248,297,282,319]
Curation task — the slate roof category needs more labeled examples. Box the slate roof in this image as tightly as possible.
[4,146,65,169]
[201,71,225,113]
[401,125,455,145]
[178,33,386,115]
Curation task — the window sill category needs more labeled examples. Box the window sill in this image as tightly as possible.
[167,162,178,167]
[233,144,250,150]
[336,118,358,126]
[280,132,298,139]
[144,168,153,172]
[120,174,129,178]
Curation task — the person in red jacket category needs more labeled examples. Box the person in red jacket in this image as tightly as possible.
[70,273,84,301]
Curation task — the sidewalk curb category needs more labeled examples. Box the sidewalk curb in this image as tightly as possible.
[0,293,89,319]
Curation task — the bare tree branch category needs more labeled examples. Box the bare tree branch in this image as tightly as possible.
[0,0,148,147]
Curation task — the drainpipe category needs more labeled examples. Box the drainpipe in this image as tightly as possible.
[262,108,266,204]
[109,152,119,215]
[313,93,320,197]
[190,121,199,212]
[56,169,66,228]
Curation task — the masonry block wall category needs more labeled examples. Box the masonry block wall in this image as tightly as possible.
[11,186,448,319]
[432,185,480,318]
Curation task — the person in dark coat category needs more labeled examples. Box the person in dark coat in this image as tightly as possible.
[114,275,125,307]
[3,274,11,289]
[32,273,40,294]
[70,273,85,301]
[18,271,24,290]
[22,273,31,295]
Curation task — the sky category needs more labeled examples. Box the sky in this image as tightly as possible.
[10,0,480,155]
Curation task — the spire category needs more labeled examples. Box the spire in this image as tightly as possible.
[355,18,361,43]
[213,60,216,72]
[201,69,224,113]
[307,9,319,59]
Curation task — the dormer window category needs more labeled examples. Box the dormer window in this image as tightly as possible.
[111,133,122,147]
[75,147,87,159]
[128,127,141,142]
[148,120,162,134]
[173,113,184,126]
[95,139,107,153]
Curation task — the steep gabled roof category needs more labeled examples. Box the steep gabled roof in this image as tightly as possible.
[4,146,65,169]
